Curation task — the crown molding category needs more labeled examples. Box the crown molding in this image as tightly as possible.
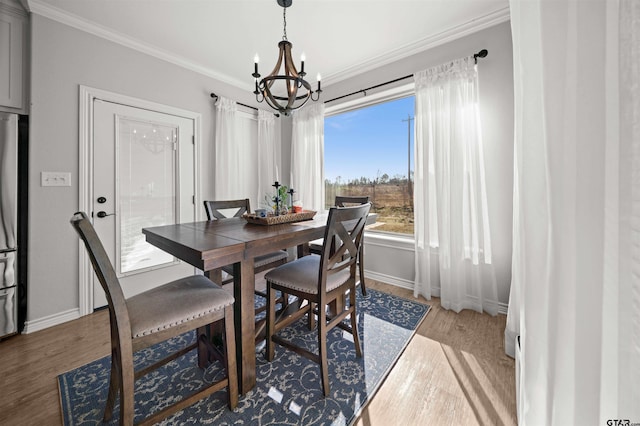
[28,0,249,89]
[0,0,28,17]
[323,6,510,86]
[27,0,509,92]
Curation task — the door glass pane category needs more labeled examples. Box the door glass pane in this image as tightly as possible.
[117,117,176,275]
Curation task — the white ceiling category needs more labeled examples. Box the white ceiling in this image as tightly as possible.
[27,0,509,91]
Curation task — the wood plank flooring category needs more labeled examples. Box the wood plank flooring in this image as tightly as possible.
[0,279,516,425]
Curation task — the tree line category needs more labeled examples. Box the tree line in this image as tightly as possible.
[325,171,413,187]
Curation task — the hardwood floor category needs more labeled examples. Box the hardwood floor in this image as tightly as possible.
[356,281,516,426]
[0,279,516,425]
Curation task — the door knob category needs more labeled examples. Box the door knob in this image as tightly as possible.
[96,211,115,218]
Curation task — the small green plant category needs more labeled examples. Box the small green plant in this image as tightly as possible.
[262,185,289,214]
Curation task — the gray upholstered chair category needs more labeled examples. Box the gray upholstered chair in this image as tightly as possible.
[70,211,237,425]
[309,195,369,295]
[264,203,371,397]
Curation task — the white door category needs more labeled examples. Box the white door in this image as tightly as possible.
[92,99,196,309]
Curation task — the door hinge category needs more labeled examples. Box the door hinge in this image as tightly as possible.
[192,195,195,204]
[192,135,195,145]
[173,142,177,151]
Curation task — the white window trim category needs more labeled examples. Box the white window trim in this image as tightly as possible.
[325,82,415,117]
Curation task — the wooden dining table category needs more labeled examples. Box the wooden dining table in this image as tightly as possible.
[142,214,329,394]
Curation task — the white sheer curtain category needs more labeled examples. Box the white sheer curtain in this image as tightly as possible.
[257,109,281,209]
[413,57,498,316]
[291,103,325,211]
[506,0,640,423]
[213,96,239,200]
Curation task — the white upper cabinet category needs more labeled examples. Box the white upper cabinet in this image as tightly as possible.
[0,0,27,111]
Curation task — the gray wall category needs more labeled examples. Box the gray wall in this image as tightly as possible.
[26,14,513,329]
[27,14,253,326]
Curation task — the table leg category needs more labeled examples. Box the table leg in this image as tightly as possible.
[233,258,256,394]
[297,242,310,258]
[204,268,223,285]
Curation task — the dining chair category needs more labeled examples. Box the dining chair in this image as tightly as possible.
[264,203,371,397]
[70,212,238,425]
[309,195,370,296]
[203,199,288,291]
[203,199,289,337]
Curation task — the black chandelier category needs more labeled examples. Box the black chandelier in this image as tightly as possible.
[252,0,321,116]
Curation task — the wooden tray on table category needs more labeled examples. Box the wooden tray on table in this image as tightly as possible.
[242,210,316,225]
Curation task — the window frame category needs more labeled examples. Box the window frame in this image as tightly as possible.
[324,82,416,239]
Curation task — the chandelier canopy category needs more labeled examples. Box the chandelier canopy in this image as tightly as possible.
[252,0,321,116]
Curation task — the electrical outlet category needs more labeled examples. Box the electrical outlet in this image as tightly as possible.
[41,172,71,187]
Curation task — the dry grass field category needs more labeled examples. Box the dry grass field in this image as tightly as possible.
[325,182,414,234]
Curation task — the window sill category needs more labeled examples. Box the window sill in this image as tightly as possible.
[364,231,415,251]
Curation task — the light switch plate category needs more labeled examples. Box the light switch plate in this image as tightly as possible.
[41,172,71,187]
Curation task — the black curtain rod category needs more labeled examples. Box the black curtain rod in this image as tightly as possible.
[324,49,488,105]
[210,93,280,117]
[210,93,256,111]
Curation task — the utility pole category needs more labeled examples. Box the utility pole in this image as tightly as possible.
[401,115,414,204]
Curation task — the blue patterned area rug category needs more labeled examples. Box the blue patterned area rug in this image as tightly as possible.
[58,289,429,425]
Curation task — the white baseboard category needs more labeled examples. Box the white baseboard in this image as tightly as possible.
[364,270,415,291]
[22,308,81,334]
[366,270,509,315]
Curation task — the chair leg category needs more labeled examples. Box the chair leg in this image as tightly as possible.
[266,284,277,362]
[358,246,366,296]
[196,326,210,368]
[317,308,330,397]
[349,286,363,358]
[223,305,239,410]
[102,348,119,422]
[119,352,136,425]
[280,291,289,310]
[308,302,316,330]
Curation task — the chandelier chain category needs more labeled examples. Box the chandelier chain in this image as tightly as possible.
[282,6,287,41]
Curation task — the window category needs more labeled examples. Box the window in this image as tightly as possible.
[324,88,415,235]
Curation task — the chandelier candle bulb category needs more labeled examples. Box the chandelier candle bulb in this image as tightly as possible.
[253,54,260,77]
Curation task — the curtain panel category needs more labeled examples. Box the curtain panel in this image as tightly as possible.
[257,109,280,209]
[413,57,498,316]
[291,103,325,212]
[506,0,639,423]
[213,96,239,200]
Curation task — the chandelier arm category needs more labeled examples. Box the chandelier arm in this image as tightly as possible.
[262,76,311,111]
[283,42,299,79]
[265,41,287,83]
[263,87,286,113]
[282,41,300,99]
[294,93,311,110]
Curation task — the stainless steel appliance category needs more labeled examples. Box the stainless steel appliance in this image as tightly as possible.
[1,112,27,339]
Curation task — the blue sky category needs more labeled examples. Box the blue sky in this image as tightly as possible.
[324,95,415,183]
